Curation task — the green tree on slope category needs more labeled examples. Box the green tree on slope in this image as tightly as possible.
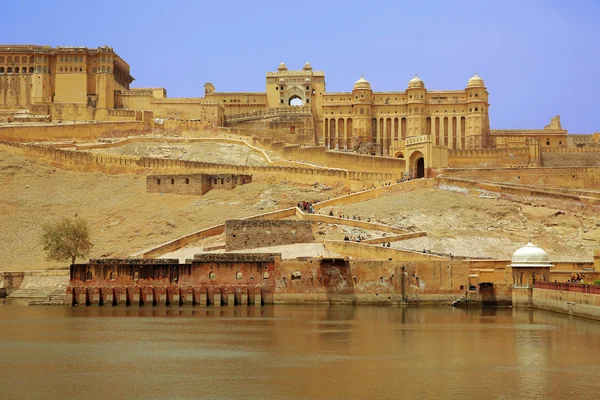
[40,217,93,265]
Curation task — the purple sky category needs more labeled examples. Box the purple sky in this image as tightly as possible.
[4,0,599,133]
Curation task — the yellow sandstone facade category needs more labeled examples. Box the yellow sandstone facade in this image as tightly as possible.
[0,45,134,121]
[2,46,595,177]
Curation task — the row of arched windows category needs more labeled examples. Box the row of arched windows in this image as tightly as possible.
[0,56,36,64]
[0,66,44,74]
[59,66,84,72]
[59,56,84,63]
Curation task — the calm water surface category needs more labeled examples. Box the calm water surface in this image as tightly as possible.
[1,301,599,400]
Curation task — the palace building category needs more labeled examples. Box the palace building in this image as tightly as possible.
[2,45,588,177]
[0,45,133,121]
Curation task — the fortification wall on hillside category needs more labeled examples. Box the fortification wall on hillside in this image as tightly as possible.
[255,137,407,173]
[436,166,600,190]
[0,121,147,142]
[541,147,600,167]
[0,141,400,190]
[448,147,531,168]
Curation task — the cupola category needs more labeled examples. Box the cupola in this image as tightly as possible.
[407,74,425,89]
[467,73,485,88]
[353,75,371,90]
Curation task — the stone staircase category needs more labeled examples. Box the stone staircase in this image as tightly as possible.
[6,270,69,305]
[23,289,68,306]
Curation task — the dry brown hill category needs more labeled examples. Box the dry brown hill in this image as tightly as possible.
[0,151,345,271]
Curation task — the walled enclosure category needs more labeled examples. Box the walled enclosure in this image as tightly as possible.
[68,254,280,306]
[146,173,252,196]
[225,220,314,251]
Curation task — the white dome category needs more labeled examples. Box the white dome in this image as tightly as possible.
[511,242,553,267]
[277,62,288,71]
[303,62,313,70]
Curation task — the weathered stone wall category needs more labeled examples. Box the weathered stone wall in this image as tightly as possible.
[146,173,252,196]
[541,148,600,167]
[147,174,210,195]
[255,137,407,173]
[436,166,600,190]
[532,287,600,321]
[448,147,531,168]
[0,141,400,191]
[225,220,314,251]
[436,177,600,211]
[0,121,147,142]
[68,255,280,306]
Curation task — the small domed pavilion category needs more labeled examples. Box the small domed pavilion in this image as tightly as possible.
[510,242,553,288]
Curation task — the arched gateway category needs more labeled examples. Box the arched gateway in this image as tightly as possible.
[409,151,425,178]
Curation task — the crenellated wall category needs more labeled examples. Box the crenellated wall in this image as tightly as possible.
[541,147,600,167]
[0,121,147,141]
[448,147,531,168]
[437,166,600,190]
[0,141,401,190]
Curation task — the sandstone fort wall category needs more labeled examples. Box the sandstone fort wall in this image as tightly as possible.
[436,177,600,211]
[146,173,252,196]
[0,141,400,190]
[437,166,600,190]
[225,220,314,251]
[541,147,600,167]
[0,121,146,142]
[448,147,531,168]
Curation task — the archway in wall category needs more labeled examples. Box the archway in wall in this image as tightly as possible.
[289,95,303,106]
[394,152,404,159]
[409,151,425,179]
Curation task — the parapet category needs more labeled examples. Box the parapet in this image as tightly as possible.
[192,253,282,262]
[88,258,179,264]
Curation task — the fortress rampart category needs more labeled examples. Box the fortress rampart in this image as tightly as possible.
[0,121,147,142]
[437,166,600,190]
[0,141,400,190]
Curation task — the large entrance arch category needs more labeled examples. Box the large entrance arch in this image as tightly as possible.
[408,151,425,178]
[289,95,303,106]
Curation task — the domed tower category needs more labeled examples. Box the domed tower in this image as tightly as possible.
[510,242,553,301]
[351,75,374,147]
[406,75,427,139]
[465,73,491,149]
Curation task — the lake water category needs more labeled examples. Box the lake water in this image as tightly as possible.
[1,301,599,400]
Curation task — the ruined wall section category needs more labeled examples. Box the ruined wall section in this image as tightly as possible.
[146,173,252,196]
[225,220,314,251]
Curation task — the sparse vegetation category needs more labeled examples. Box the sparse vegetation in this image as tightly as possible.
[40,217,93,265]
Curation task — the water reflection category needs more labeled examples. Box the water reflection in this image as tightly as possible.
[0,303,599,400]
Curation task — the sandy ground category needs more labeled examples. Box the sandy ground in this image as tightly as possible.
[318,189,600,261]
[88,141,269,166]
[0,151,347,271]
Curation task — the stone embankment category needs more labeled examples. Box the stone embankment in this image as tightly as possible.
[4,270,69,305]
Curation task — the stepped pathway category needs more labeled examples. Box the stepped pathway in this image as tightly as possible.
[7,270,69,304]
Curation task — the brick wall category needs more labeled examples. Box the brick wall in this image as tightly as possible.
[225,220,314,251]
